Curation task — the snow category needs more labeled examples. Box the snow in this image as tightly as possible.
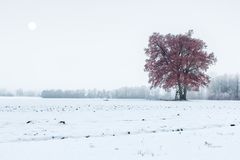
[0,97,240,160]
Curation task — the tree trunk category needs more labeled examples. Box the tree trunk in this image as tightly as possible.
[178,85,187,100]
[176,74,187,100]
[236,75,239,100]
[182,86,187,100]
[175,89,179,100]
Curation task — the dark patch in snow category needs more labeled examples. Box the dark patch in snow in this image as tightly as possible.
[172,128,184,132]
[59,121,66,124]
[176,128,184,132]
[26,121,32,124]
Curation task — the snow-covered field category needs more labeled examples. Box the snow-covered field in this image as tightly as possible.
[0,97,240,160]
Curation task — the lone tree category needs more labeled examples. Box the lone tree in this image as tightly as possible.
[144,30,216,100]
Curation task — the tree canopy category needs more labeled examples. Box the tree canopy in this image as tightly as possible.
[144,30,216,100]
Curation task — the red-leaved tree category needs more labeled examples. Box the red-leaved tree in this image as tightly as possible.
[144,30,216,100]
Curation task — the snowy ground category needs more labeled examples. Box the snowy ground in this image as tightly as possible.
[0,97,240,160]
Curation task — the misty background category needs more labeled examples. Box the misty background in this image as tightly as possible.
[0,0,239,99]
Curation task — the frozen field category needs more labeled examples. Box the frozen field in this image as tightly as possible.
[0,97,240,160]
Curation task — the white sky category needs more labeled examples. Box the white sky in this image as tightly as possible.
[0,0,239,90]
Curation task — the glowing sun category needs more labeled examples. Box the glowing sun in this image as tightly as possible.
[27,22,37,31]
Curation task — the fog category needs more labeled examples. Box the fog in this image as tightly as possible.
[0,0,239,90]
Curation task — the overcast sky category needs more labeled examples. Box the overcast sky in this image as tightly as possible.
[0,0,239,90]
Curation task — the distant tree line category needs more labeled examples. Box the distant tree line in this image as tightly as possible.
[0,89,14,97]
[207,74,239,100]
[15,89,40,97]
[40,74,240,100]
[0,89,40,97]
[41,89,86,98]
[41,86,170,100]
[0,74,239,100]
[186,74,240,100]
